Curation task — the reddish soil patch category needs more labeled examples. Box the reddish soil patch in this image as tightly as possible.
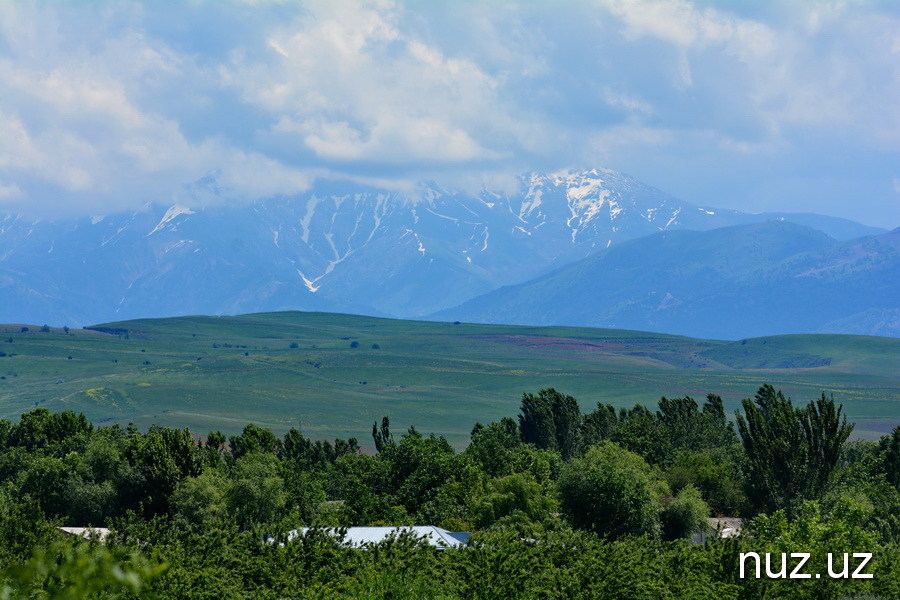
[502,335,627,351]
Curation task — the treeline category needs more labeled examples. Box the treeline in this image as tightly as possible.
[2,385,900,598]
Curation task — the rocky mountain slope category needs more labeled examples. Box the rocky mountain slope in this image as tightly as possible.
[1,168,885,329]
[436,221,900,339]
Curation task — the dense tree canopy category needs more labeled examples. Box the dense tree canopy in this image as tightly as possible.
[1,384,896,599]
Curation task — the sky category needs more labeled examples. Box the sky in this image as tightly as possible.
[1,0,899,228]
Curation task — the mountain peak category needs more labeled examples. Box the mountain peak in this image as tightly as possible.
[2,167,888,332]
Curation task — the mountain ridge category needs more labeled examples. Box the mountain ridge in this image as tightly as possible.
[434,221,900,339]
[1,168,887,331]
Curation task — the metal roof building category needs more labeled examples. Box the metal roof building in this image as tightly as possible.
[57,527,111,542]
[284,526,470,550]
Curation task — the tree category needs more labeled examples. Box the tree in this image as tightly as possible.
[699,394,739,448]
[380,428,462,516]
[17,456,71,519]
[466,418,521,478]
[610,405,669,465]
[227,453,287,528]
[519,389,582,459]
[558,441,664,539]
[228,423,280,460]
[660,485,709,541]
[665,447,746,516]
[282,428,359,471]
[170,469,229,528]
[581,403,617,447]
[0,489,58,562]
[657,394,737,453]
[1,539,167,600]
[878,426,900,489]
[372,416,394,453]
[329,451,393,525]
[7,409,93,455]
[736,385,853,516]
[744,499,879,599]
[519,391,555,450]
[123,425,203,516]
[471,472,557,531]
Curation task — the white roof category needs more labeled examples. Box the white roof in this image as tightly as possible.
[708,517,743,537]
[285,526,469,549]
[57,527,110,542]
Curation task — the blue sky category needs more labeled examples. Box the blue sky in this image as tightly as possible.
[1,0,899,227]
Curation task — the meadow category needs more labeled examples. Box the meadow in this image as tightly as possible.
[2,311,898,448]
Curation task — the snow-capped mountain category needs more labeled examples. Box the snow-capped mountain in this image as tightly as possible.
[1,168,884,328]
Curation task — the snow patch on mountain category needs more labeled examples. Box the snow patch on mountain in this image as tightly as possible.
[148,205,194,236]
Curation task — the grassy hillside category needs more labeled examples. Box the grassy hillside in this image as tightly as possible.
[1,312,899,448]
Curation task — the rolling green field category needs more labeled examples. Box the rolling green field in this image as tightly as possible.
[1,311,899,448]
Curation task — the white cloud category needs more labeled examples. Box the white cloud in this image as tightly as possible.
[0,178,23,200]
[0,0,898,226]
[222,0,512,165]
[587,125,674,163]
[602,89,654,116]
[596,0,900,147]
[0,2,314,215]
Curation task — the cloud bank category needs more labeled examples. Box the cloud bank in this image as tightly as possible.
[0,0,898,225]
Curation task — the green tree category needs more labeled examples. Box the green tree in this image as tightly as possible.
[519,388,582,459]
[7,409,93,455]
[228,423,280,460]
[372,415,394,453]
[380,428,462,517]
[878,426,900,489]
[660,484,709,541]
[742,499,880,599]
[0,489,58,562]
[610,404,669,465]
[281,469,327,525]
[466,418,521,478]
[329,452,394,525]
[170,469,229,528]
[581,402,617,447]
[122,425,203,516]
[227,453,287,528]
[736,385,853,516]
[1,539,167,600]
[282,427,359,471]
[665,447,746,516]
[657,394,737,452]
[17,456,71,519]
[558,441,664,539]
[472,472,557,531]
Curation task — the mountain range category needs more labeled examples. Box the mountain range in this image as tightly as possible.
[1,168,892,338]
[437,220,900,339]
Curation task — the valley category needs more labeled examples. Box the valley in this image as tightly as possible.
[2,311,898,448]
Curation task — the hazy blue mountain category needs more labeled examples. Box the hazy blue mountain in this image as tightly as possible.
[1,168,887,328]
[435,222,900,339]
[733,212,883,240]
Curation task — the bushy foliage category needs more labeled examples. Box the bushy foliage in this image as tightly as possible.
[558,442,664,539]
[2,383,897,599]
[660,484,709,541]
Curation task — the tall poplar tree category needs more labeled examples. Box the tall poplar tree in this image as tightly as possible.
[736,385,853,516]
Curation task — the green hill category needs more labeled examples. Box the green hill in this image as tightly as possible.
[2,311,899,447]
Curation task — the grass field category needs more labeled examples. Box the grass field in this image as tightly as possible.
[1,311,899,448]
